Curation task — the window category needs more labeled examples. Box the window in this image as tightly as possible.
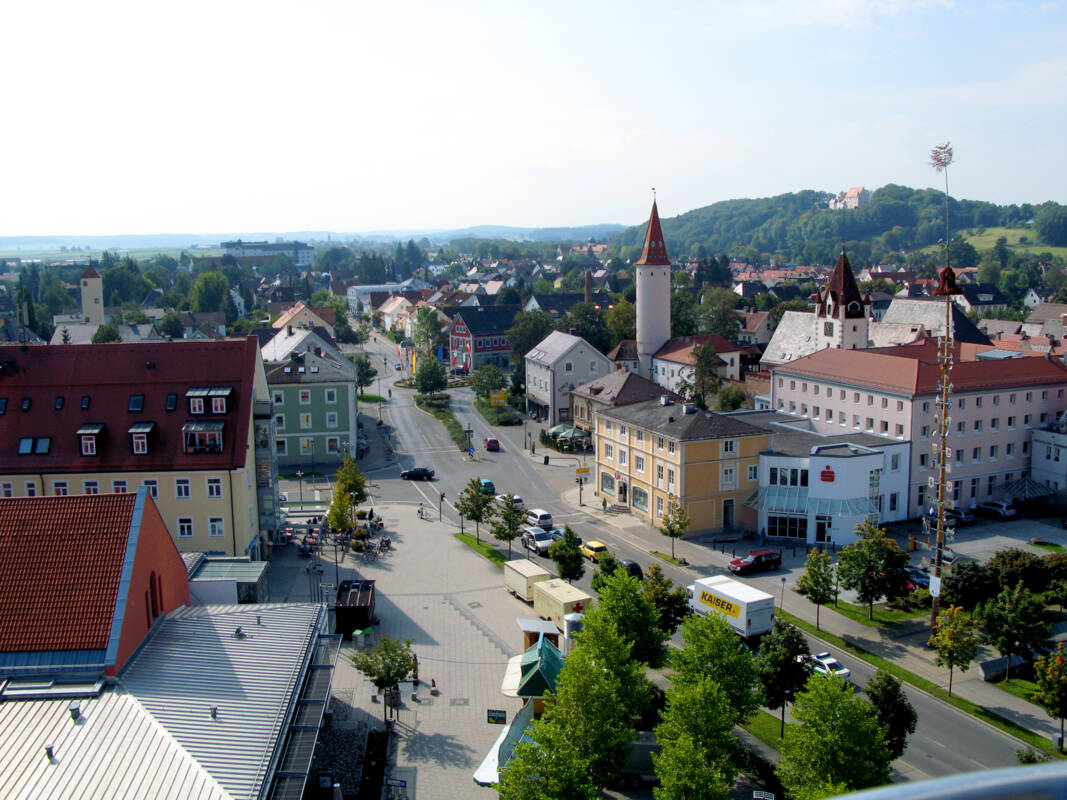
[790,380,796,390]
[1007,443,1015,458]
[207,477,222,498]
[618,449,628,467]
[993,395,1000,406]
[1010,393,1016,404]
[722,466,736,487]
[656,495,664,519]
[208,517,225,538]
[0,483,10,498]
[275,414,285,431]
[26,482,37,497]
[300,438,314,455]
[667,440,676,455]
[128,394,144,412]
[81,436,96,456]
[564,362,573,373]
[142,479,158,498]
[1025,414,1032,427]
[988,476,995,494]
[178,518,194,538]
[605,420,613,432]
[84,480,98,494]
[299,390,311,405]
[867,395,873,406]
[327,437,340,454]
[975,397,983,408]
[920,453,928,469]
[54,396,64,410]
[17,438,32,455]
[656,464,664,488]
[839,412,846,425]
[300,413,312,429]
[211,396,227,414]
[165,393,177,411]
[1008,416,1016,428]
[840,390,846,400]
[189,397,205,415]
[132,434,148,454]
[990,445,998,460]
[1043,390,1049,400]
[921,425,930,438]
[273,391,284,405]
[970,478,978,498]
[1026,392,1033,402]
[865,417,873,430]
[20,398,30,411]
[891,454,900,471]
[853,392,860,403]
[326,412,338,428]
[80,395,90,410]
[813,406,820,417]
[957,422,964,435]
[112,480,127,493]
[889,493,898,512]
[53,481,68,496]
[922,401,930,413]
[974,420,982,433]
[600,471,615,495]
[991,417,999,431]
[958,399,965,410]
[619,424,628,436]
[881,397,888,408]
[667,468,675,489]
[723,439,736,454]
[1042,412,1049,424]
[880,421,888,433]
[605,443,613,459]
[632,486,648,512]
[1024,441,1030,455]
[956,449,963,464]
[634,455,645,473]
[897,400,904,411]
[325,388,337,404]
[748,464,758,481]
[276,439,287,455]
[973,447,980,461]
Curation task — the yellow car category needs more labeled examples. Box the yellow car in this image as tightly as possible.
[580,540,609,561]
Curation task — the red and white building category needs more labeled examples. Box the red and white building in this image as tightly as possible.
[448,306,521,371]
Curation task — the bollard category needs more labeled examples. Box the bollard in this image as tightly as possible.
[543,455,549,466]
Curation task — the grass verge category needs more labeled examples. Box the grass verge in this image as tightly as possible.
[829,598,930,628]
[474,396,522,426]
[414,394,469,451]
[1033,542,1064,553]
[357,392,386,404]
[999,677,1040,704]
[742,709,787,751]
[777,608,1065,759]
[454,533,506,568]
[651,550,689,567]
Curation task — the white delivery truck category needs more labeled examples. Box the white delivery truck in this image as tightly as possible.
[688,575,774,638]
[504,559,552,602]
[533,579,594,631]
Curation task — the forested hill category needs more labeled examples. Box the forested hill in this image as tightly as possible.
[610,185,1043,266]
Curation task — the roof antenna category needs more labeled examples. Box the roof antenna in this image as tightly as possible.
[651,186,656,201]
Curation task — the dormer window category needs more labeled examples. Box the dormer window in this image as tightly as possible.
[128,394,144,412]
[20,398,30,411]
[128,422,155,454]
[209,387,232,414]
[182,420,224,454]
[166,393,177,412]
[77,423,104,456]
[81,395,90,410]
[54,397,64,410]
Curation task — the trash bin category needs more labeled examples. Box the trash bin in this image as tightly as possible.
[543,455,549,466]
[908,536,917,552]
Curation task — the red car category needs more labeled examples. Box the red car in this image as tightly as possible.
[484,437,500,451]
[728,549,782,576]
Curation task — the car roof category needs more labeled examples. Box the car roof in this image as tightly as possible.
[587,540,606,547]
[750,549,777,556]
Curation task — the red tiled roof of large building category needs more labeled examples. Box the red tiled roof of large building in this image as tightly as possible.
[654,334,754,364]
[775,340,1067,395]
[0,338,259,474]
[0,494,138,652]
[740,311,770,332]
[634,200,671,267]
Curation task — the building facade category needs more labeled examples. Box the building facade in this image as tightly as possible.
[267,354,359,468]
[222,239,314,267]
[635,201,672,379]
[448,306,521,371]
[525,331,611,425]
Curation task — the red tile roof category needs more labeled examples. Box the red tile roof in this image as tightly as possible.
[654,334,750,364]
[817,250,866,319]
[81,264,100,280]
[0,338,259,474]
[634,200,671,266]
[776,341,1067,395]
[0,494,136,652]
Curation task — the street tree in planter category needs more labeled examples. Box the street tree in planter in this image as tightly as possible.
[659,499,690,561]
[548,525,584,583]
[927,605,980,697]
[1032,642,1067,752]
[414,358,447,397]
[471,364,505,399]
[455,477,491,543]
[757,618,812,738]
[489,493,524,558]
[837,521,910,620]
[797,549,835,630]
[350,635,417,726]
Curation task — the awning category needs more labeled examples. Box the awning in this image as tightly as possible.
[745,486,877,516]
[185,387,211,397]
[207,386,233,397]
[182,420,225,433]
[500,654,524,698]
[76,423,104,435]
[127,422,156,434]
[1001,477,1056,501]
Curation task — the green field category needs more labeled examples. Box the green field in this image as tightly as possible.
[0,246,217,261]
[921,226,1067,260]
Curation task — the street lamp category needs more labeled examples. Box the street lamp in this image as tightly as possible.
[377,374,382,422]
[779,576,787,610]
[296,469,304,506]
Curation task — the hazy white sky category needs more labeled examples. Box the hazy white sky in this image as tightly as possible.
[2,0,1065,236]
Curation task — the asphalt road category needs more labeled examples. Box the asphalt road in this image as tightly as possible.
[324,339,1027,781]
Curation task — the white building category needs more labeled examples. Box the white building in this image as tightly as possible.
[525,331,612,425]
[634,201,672,379]
[221,239,315,267]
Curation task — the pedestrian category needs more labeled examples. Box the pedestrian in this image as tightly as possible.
[602,497,607,512]
[368,507,374,522]
[418,502,423,519]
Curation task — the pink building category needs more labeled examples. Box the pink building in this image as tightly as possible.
[770,340,1067,516]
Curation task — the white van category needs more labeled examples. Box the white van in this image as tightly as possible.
[525,509,553,529]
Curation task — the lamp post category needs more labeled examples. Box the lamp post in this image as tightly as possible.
[438,492,445,521]
[780,576,787,610]
[296,469,304,506]
[377,374,382,422]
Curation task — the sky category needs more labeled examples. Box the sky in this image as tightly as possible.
[2,0,1065,237]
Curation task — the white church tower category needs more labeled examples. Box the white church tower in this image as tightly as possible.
[635,200,672,379]
[814,249,870,351]
[80,263,104,326]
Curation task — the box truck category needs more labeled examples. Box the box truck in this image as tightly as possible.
[688,575,774,638]
[533,579,594,631]
[504,559,552,602]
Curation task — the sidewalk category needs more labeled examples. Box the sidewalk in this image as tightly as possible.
[553,485,1061,746]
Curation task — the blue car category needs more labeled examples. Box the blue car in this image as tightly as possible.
[479,478,496,495]
[906,567,930,590]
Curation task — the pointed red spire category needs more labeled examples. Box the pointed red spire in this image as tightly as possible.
[823,249,865,318]
[635,201,671,266]
[81,263,100,280]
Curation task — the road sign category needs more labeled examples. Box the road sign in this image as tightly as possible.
[386,778,407,787]
[487,709,507,725]
[575,467,590,474]
[929,575,941,598]
[489,389,507,407]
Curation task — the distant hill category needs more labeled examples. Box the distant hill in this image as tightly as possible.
[610,185,1043,266]
[360,223,627,244]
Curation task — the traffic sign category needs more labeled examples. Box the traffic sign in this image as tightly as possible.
[487,709,507,725]
[489,389,507,407]
[575,467,590,474]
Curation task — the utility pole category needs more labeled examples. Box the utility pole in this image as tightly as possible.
[296,469,304,506]
[439,492,445,521]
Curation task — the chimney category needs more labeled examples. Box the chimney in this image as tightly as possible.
[584,269,592,304]
[68,702,81,723]
[44,745,55,762]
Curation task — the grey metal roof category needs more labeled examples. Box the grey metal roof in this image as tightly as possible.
[879,298,991,345]
[193,560,269,583]
[181,551,207,577]
[760,310,819,367]
[727,410,902,457]
[600,399,766,441]
[0,688,230,800]
[121,603,325,800]
[525,330,588,364]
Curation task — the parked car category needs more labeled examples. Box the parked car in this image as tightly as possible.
[923,507,976,527]
[580,540,609,561]
[479,478,496,494]
[546,527,581,545]
[525,508,553,529]
[618,560,644,580]
[906,567,930,590]
[976,500,1018,520]
[394,362,402,371]
[809,651,851,682]
[728,549,782,576]
[496,493,524,510]
[521,527,553,555]
[484,436,500,452]
[400,466,435,480]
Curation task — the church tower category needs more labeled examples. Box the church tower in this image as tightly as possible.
[635,200,672,379]
[80,263,104,326]
[815,249,869,351]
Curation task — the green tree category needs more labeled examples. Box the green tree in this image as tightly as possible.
[778,676,892,800]
[992,236,1011,269]
[351,354,377,393]
[671,611,761,724]
[412,306,442,359]
[574,606,652,720]
[699,287,740,337]
[977,581,1051,681]
[716,385,747,412]
[562,302,611,353]
[326,489,357,531]
[189,270,229,312]
[548,525,584,583]
[928,605,980,696]
[641,563,690,637]
[671,289,698,336]
[495,285,521,305]
[605,297,636,345]
[987,547,1048,593]
[659,499,690,561]
[596,568,669,667]
[590,552,621,594]
[333,454,367,505]
[498,716,599,800]
[414,358,447,396]
[864,670,917,761]
[456,477,491,543]
[471,364,505,399]
[158,310,184,339]
[1032,642,1067,751]
[349,635,417,726]
[652,676,736,800]
[507,309,555,387]
[942,560,999,611]
[678,342,722,410]
[757,618,812,737]
[489,493,524,558]
[1035,203,1067,247]
[797,549,835,630]
[837,521,910,619]
[91,322,121,343]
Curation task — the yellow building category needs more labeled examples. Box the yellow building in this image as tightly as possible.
[0,339,278,558]
[595,398,768,534]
